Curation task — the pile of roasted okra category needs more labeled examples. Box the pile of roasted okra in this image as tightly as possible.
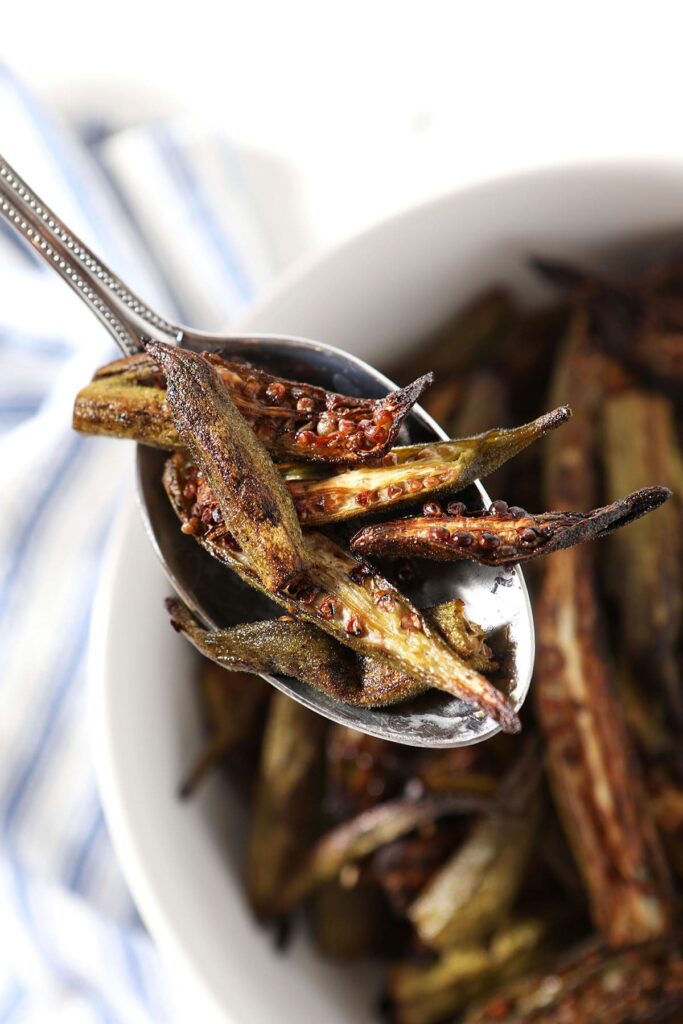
[73,255,683,1022]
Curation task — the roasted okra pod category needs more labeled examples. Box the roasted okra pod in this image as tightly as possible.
[73,349,432,463]
[164,454,519,731]
[349,488,671,565]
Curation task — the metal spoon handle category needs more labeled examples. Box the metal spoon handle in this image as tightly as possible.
[0,153,183,355]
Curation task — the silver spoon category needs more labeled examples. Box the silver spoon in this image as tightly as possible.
[0,153,534,747]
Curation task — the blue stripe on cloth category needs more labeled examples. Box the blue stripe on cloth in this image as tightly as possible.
[0,433,84,630]
[0,402,42,416]
[0,982,23,1024]
[63,802,154,1016]
[151,123,254,306]
[8,860,118,1024]
[120,933,151,1013]
[66,804,105,895]
[0,329,73,358]
[3,511,111,836]
[2,512,121,1024]
[83,130,188,327]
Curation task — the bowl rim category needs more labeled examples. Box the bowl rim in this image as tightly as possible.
[234,154,683,334]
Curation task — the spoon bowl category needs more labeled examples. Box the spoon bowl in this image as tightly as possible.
[137,333,534,746]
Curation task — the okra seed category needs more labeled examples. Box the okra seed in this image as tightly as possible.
[423,474,443,488]
[265,382,286,403]
[366,425,388,445]
[346,615,364,636]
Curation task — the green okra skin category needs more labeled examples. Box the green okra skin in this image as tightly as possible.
[387,917,553,1024]
[407,749,540,950]
[165,455,519,731]
[428,599,494,674]
[407,805,539,952]
[148,341,309,594]
[246,692,326,919]
[72,376,183,449]
[166,596,495,710]
[167,598,363,705]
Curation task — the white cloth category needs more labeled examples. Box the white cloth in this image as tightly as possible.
[0,64,287,1023]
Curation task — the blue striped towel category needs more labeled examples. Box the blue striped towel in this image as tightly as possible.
[0,65,296,1023]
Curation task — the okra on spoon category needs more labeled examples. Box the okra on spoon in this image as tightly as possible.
[0,151,535,746]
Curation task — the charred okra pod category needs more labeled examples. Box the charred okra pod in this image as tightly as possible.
[407,748,540,950]
[533,254,683,392]
[167,596,495,710]
[165,455,519,731]
[371,827,462,916]
[72,378,571,527]
[349,488,671,565]
[535,312,673,946]
[275,791,496,914]
[462,937,683,1024]
[73,349,432,463]
[167,598,363,705]
[325,727,406,819]
[150,341,309,593]
[247,692,326,919]
[289,407,571,525]
[603,390,683,757]
[387,917,554,1024]
[536,546,674,946]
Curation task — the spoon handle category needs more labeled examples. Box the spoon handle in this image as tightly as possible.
[0,153,183,355]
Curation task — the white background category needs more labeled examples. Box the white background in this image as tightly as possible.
[5,1,683,254]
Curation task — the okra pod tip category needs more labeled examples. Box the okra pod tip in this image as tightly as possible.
[350,486,672,566]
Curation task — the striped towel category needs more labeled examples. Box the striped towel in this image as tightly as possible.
[0,64,301,1023]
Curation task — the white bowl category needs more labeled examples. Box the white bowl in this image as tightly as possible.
[91,160,683,1024]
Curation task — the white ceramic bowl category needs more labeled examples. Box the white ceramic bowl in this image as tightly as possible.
[91,161,683,1024]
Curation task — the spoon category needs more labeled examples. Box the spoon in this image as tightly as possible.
[0,153,534,747]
